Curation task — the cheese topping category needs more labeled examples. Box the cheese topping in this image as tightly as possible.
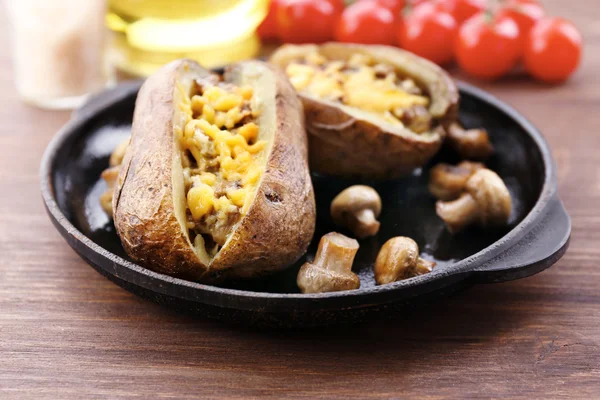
[286,51,432,131]
[177,77,266,256]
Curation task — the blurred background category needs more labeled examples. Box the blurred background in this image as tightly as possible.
[3,0,583,110]
[1,2,598,398]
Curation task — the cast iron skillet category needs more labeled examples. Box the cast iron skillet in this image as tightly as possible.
[40,80,570,327]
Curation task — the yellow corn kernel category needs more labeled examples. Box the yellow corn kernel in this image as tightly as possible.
[238,122,258,142]
[235,151,252,166]
[306,51,327,66]
[221,155,235,171]
[287,63,315,90]
[227,188,247,208]
[184,119,201,139]
[199,173,216,186]
[239,85,253,100]
[213,196,233,212]
[189,147,204,165]
[243,166,263,185]
[203,86,226,102]
[308,74,343,99]
[197,119,219,139]
[213,93,243,112]
[232,145,248,159]
[247,140,267,154]
[225,133,248,150]
[324,61,344,75]
[225,107,241,129]
[191,95,205,114]
[202,104,216,124]
[214,112,227,128]
[215,141,232,159]
[187,184,214,220]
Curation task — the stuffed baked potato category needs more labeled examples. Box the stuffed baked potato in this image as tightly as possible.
[270,43,459,179]
[109,59,315,282]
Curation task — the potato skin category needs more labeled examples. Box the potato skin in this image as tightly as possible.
[211,62,316,280]
[270,43,459,180]
[303,97,446,179]
[113,59,315,282]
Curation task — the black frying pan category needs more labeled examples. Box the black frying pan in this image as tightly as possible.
[40,81,570,327]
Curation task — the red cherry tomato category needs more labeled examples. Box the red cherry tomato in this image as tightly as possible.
[455,13,521,80]
[335,1,397,45]
[512,0,541,4]
[373,0,405,17]
[327,0,346,13]
[497,0,545,37]
[436,0,486,24]
[397,2,458,65]
[524,17,582,83]
[257,0,281,41]
[277,0,339,43]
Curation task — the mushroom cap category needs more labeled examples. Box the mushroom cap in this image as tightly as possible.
[429,161,484,201]
[458,161,485,173]
[429,162,484,201]
[448,123,494,160]
[465,169,512,227]
[331,185,382,221]
[374,237,419,285]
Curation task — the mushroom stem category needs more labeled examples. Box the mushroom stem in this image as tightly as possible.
[297,232,361,293]
[436,193,479,234]
[313,233,359,274]
[353,209,381,238]
[412,258,436,276]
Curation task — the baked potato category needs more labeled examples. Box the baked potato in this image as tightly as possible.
[270,43,460,179]
[111,59,316,282]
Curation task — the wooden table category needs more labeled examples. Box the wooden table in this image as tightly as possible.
[1,1,599,398]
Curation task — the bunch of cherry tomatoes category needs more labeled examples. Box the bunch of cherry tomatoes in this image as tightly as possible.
[258,0,582,83]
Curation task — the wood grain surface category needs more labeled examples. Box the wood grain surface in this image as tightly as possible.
[1,1,599,398]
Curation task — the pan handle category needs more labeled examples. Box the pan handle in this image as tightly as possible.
[472,196,571,283]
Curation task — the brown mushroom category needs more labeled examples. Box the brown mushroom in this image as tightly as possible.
[447,123,494,160]
[100,166,120,216]
[374,237,436,285]
[297,232,360,293]
[436,169,512,233]
[109,138,130,167]
[428,161,484,201]
[331,185,382,238]
[99,138,130,217]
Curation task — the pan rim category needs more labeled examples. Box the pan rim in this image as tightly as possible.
[40,81,559,306]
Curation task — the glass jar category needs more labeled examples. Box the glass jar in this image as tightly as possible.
[106,0,269,77]
[5,0,109,109]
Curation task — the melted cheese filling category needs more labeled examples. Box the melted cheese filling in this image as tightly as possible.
[286,51,432,131]
[177,78,266,257]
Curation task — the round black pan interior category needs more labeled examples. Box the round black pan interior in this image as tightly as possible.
[42,81,568,326]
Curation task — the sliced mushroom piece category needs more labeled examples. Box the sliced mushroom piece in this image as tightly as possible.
[331,185,382,239]
[428,161,484,201]
[374,237,436,285]
[100,166,120,216]
[109,138,130,167]
[447,123,494,160]
[297,232,360,293]
[436,169,512,233]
